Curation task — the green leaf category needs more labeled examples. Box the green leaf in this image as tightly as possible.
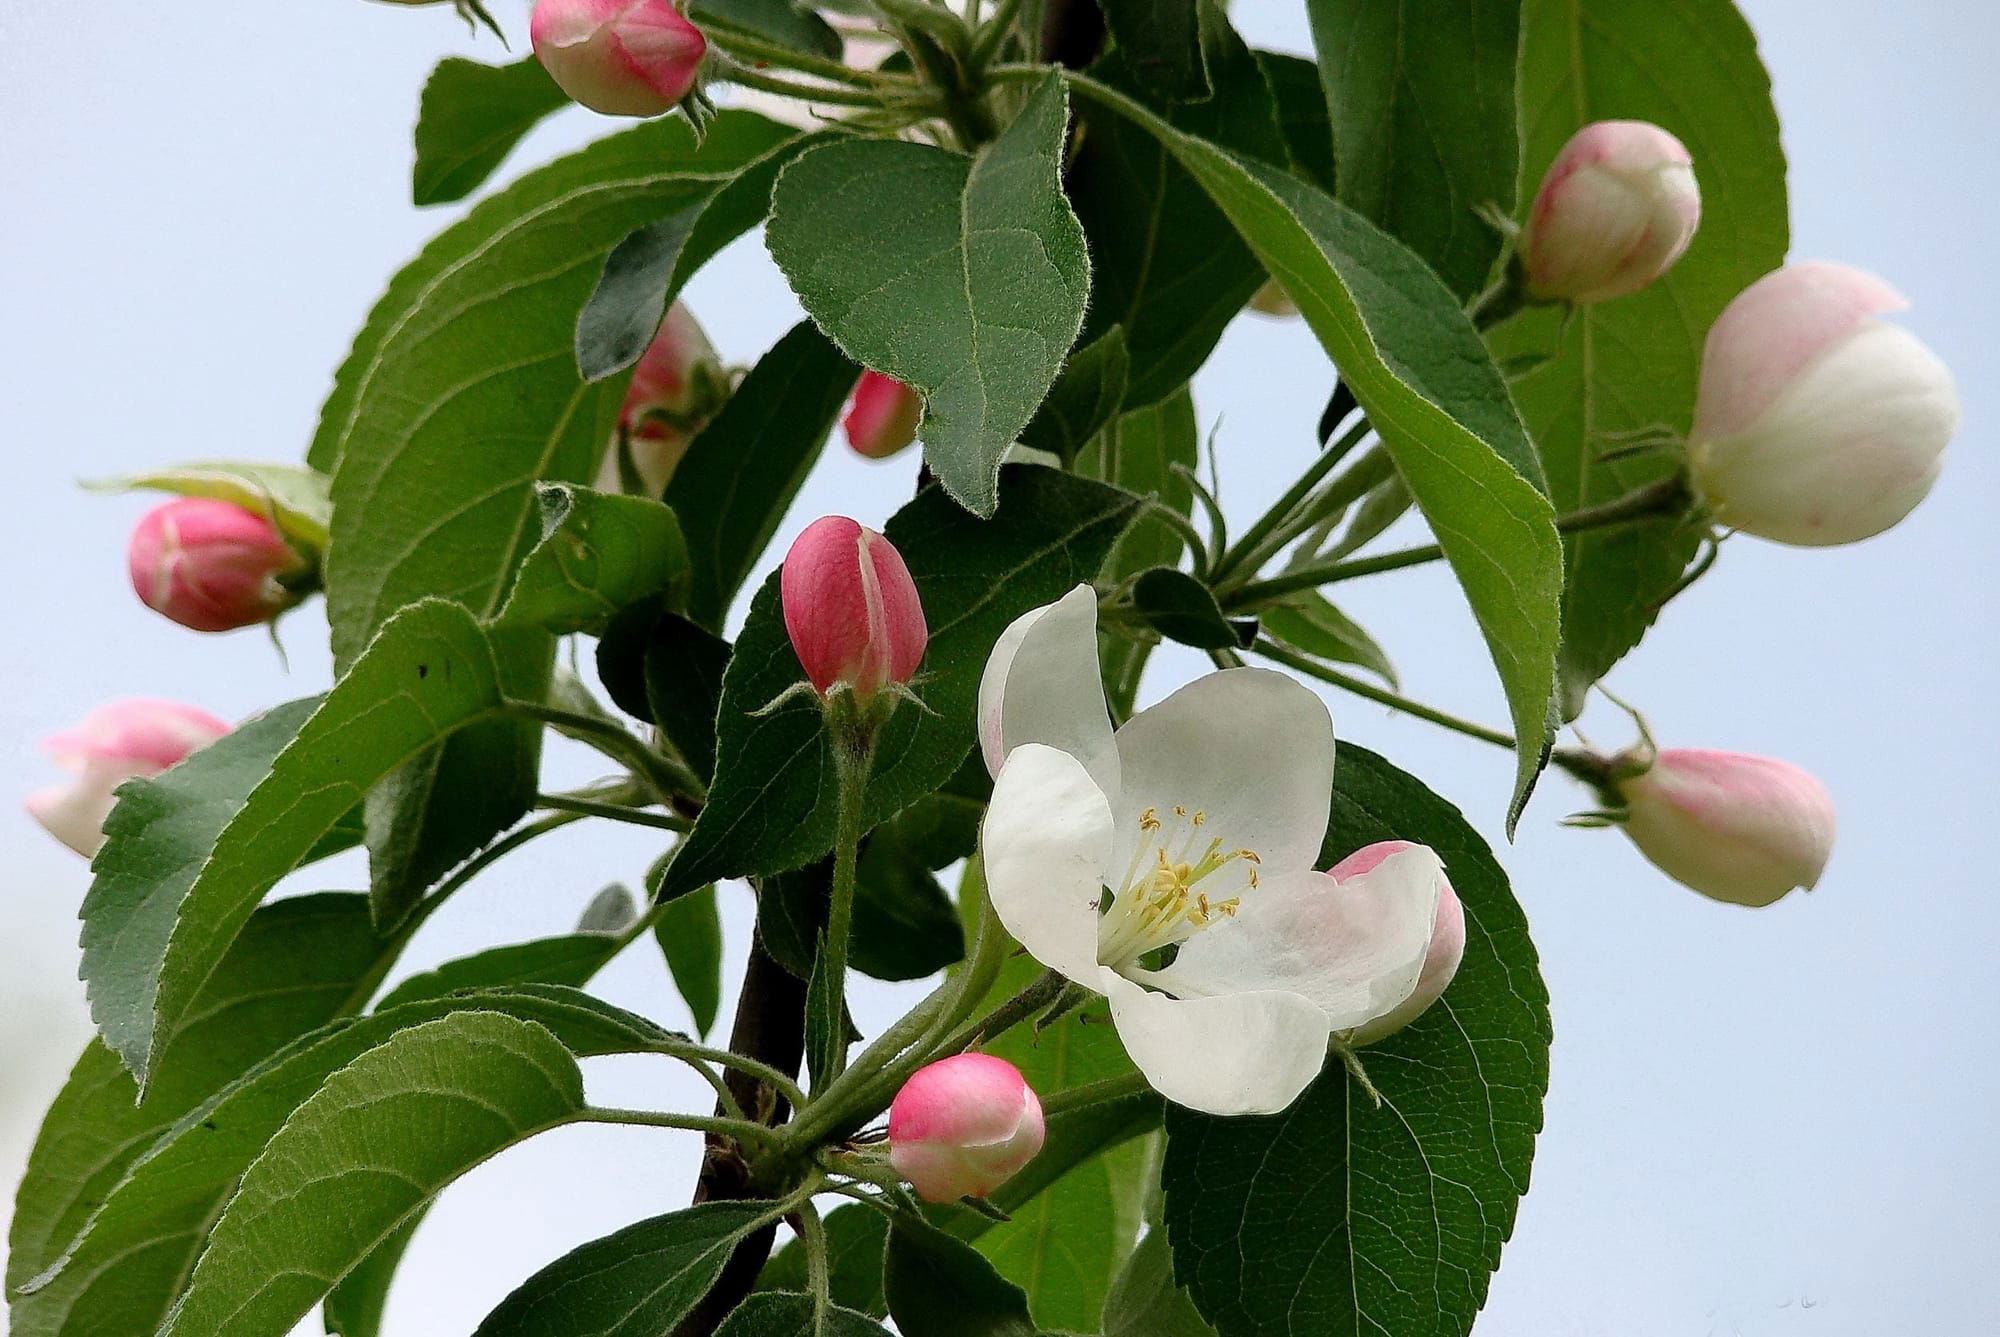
[1086,79,1562,824]
[717,1293,893,1336]
[885,1216,1037,1337]
[1071,17,1287,410]
[690,0,843,60]
[654,885,725,1037]
[1098,0,1207,102]
[643,612,734,782]
[756,1204,889,1316]
[323,1211,424,1337]
[1130,566,1246,651]
[661,466,1139,898]
[1260,593,1398,687]
[1256,50,1335,191]
[85,460,333,548]
[1495,0,1787,716]
[1306,0,1520,297]
[375,934,621,1010]
[496,484,690,635]
[1101,1227,1216,1337]
[664,322,858,629]
[1160,744,1550,1337]
[473,1200,773,1335]
[805,931,849,1091]
[576,132,824,380]
[79,601,508,1081]
[157,1012,587,1337]
[14,989,663,1337]
[411,58,570,207]
[1079,386,1200,716]
[766,73,1090,515]
[7,894,382,1301]
[1020,327,1131,463]
[852,828,965,982]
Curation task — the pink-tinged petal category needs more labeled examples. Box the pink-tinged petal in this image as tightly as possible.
[26,780,118,858]
[1522,120,1700,304]
[531,0,705,117]
[42,699,231,773]
[128,498,306,633]
[844,371,924,459]
[889,1054,1044,1202]
[1693,261,1910,442]
[1616,748,1836,907]
[598,301,725,496]
[779,516,927,698]
[1351,875,1465,1045]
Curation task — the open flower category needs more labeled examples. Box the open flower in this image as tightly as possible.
[27,700,231,857]
[977,586,1445,1116]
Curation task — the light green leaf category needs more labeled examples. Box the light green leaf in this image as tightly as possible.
[1083,77,1561,823]
[1020,326,1131,463]
[472,1200,773,1335]
[1261,592,1398,687]
[411,58,571,208]
[766,74,1089,515]
[158,1012,587,1337]
[375,934,621,1010]
[654,885,725,1038]
[79,600,508,1082]
[1161,744,1550,1337]
[7,895,382,1303]
[496,484,690,635]
[1101,1228,1216,1337]
[85,460,333,548]
[1307,0,1520,297]
[13,988,664,1337]
[1494,0,1787,716]
[690,0,843,60]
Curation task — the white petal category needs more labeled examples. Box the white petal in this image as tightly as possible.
[26,778,118,858]
[1099,968,1329,1116]
[1111,668,1333,878]
[1152,847,1444,1031]
[976,585,1119,795]
[981,744,1116,983]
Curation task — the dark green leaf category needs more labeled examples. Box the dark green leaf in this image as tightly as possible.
[496,484,690,635]
[1494,0,1786,716]
[1161,744,1550,1337]
[575,130,820,380]
[7,894,381,1307]
[375,934,620,1010]
[159,1012,588,1336]
[661,466,1139,898]
[691,0,843,60]
[1098,0,1207,101]
[1101,1228,1216,1337]
[717,1292,893,1336]
[1020,327,1131,463]
[1072,16,1286,410]
[1092,85,1561,824]
[323,1211,424,1337]
[756,1204,889,1317]
[1131,567,1245,650]
[15,988,665,1337]
[852,829,965,982]
[1260,593,1398,687]
[766,74,1089,515]
[1256,51,1335,190]
[885,1216,1036,1337]
[805,931,849,1091]
[665,322,859,629]
[80,600,511,1080]
[654,885,725,1037]
[1307,0,1520,297]
[411,58,570,207]
[596,601,734,781]
[474,1201,772,1335]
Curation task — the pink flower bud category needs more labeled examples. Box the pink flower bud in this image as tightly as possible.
[26,700,231,857]
[780,516,927,700]
[1687,262,1958,546]
[1615,748,1836,907]
[128,498,309,633]
[889,1054,1046,1203]
[594,301,726,496]
[530,0,707,118]
[1333,841,1467,1045]
[1521,120,1701,304]
[843,372,922,460]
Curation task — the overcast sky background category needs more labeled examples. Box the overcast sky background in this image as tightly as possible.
[3,2,1995,1334]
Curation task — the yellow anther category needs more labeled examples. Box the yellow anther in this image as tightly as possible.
[1173,804,1188,817]
[1192,810,1207,826]
[1139,807,1160,831]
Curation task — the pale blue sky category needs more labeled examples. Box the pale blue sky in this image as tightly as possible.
[3,2,1995,1334]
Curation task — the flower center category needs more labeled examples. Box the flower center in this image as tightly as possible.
[1096,805,1260,971]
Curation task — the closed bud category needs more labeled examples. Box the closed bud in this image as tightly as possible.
[843,371,922,460]
[27,701,231,857]
[128,497,311,633]
[530,0,706,118]
[780,516,927,700]
[889,1054,1046,1203]
[1521,120,1701,304]
[595,301,728,496]
[1337,841,1466,1045]
[1687,261,1958,546]
[1615,748,1835,907]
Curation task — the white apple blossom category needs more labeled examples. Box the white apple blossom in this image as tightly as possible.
[976,586,1446,1116]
